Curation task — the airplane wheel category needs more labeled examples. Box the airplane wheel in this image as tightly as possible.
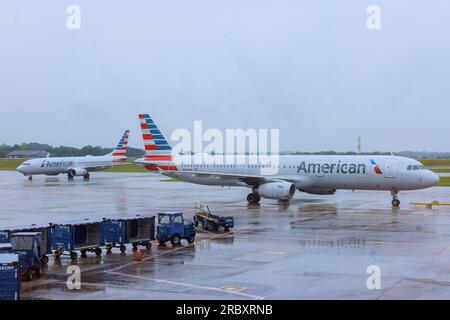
[392,199,400,207]
[68,173,74,180]
[120,245,127,253]
[83,173,90,180]
[247,193,260,204]
[70,251,78,260]
[28,176,32,181]
[187,235,195,244]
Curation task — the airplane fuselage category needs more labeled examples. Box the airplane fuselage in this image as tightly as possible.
[16,155,119,176]
[137,154,439,192]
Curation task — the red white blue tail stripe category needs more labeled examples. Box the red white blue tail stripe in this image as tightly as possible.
[138,114,177,171]
[111,130,129,158]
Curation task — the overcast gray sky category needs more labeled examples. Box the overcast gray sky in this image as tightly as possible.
[0,1,449,152]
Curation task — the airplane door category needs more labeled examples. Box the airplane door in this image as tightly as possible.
[384,161,395,178]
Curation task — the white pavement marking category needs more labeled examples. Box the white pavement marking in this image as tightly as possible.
[102,227,246,274]
[108,271,265,300]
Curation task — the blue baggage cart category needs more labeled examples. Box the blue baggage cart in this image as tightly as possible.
[102,215,155,253]
[9,232,44,281]
[5,224,52,265]
[0,253,20,300]
[50,219,104,260]
[0,243,13,253]
[0,231,9,244]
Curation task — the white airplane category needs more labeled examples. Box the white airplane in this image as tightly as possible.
[16,130,130,180]
[135,114,439,207]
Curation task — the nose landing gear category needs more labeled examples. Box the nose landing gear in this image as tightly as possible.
[391,189,400,207]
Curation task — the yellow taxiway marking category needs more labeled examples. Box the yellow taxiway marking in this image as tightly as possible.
[411,201,450,208]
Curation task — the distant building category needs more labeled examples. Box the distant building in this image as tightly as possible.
[6,150,48,159]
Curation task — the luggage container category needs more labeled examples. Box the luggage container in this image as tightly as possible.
[126,216,155,251]
[6,224,52,265]
[9,232,44,281]
[102,215,155,253]
[0,243,13,253]
[50,219,104,260]
[0,253,20,300]
[0,231,9,244]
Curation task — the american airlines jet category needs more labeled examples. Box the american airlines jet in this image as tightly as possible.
[135,114,439,207]
[16,130,130,180]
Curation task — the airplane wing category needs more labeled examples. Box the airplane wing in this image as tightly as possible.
[158,169,311,188]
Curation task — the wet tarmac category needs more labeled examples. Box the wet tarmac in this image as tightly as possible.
[1,171,450,299]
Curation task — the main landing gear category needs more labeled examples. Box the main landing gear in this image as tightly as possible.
[83,173,90,181]
[68,172,74,180]
[391,189,400,207]
[247,192,261,205]
[28,176,32,181]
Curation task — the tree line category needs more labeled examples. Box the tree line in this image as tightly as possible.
[0,143,145,158]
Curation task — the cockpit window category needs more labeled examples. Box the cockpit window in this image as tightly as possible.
[22,162,31,166]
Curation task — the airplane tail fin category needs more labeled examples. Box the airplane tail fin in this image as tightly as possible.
[108,130,130,160]
[138,114,176,170]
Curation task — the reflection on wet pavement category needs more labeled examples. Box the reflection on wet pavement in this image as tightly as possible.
[1,171,450,299]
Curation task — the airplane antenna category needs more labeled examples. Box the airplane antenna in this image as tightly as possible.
[357,136,362,154]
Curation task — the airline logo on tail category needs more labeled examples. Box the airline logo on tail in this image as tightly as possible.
[370,159,383,174]
[138,114,177,171]
[112,130,130,158]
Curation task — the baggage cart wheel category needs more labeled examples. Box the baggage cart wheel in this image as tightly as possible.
[145,242,152,249]
[95,248,102,257]
[35,267,42,278]
[132,243,138,251]
[25,269,33,281]
[80,249,87,257]
[70,251,78,260]
[187,235,195,244]
[120,244,127,253]
[54,250,62,259]
[218,226,225,233]
[41,255,49,265]
[106,248,112,255]
[158,241,166,246]
[171,235,181,246]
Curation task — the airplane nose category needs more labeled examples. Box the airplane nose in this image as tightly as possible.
[16,165,23,173]
[431,172,440,185]
[426,171,440,187]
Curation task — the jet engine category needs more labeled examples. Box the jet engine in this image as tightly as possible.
[69,168,88,176]
[257,181,296,200]
[299,188,336,195]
